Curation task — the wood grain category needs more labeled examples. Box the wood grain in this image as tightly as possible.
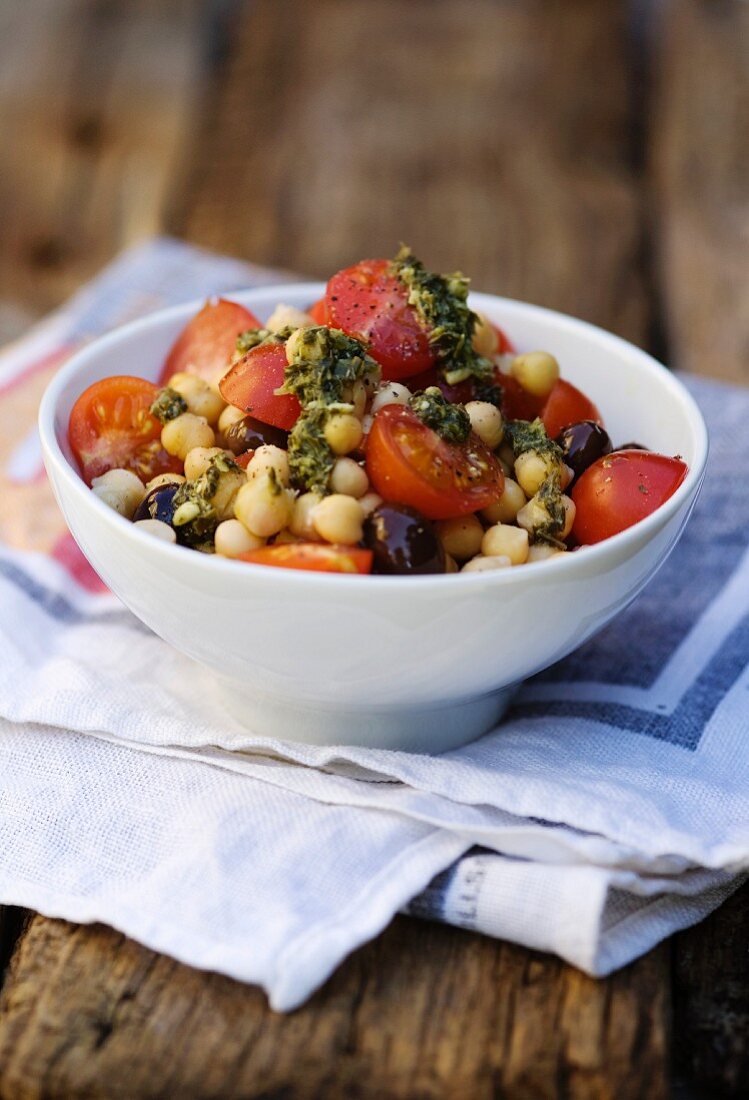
[672,881,749,1098]
[651,0,749,383]
[175,0,650,346]
[0,915,669,1100]
[0,0,207,326]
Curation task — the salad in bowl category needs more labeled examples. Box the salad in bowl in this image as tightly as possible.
[66,248,687,577]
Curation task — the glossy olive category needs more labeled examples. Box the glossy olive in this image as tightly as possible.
[133,483,179,526]
[556,420,612,483]
[223,414,288,456]
[362,504,446,575]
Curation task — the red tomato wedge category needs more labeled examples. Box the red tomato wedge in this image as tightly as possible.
[366,405,504,520]
[159,299,262,386]
[541,379,602,439]
[69,376,183,486]
[493,323,516,356]
[219,343,301,431]
[498,373,546,422]
[307,297,329,325]
[326,259,435,380]
[239,544,373,574]
[572,450,687,544]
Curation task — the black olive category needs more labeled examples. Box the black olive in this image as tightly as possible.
[133,482,180,525]
[362,504,445,575]
[618,441,649,451]
[555,420,612,483]
[223,415,288,456]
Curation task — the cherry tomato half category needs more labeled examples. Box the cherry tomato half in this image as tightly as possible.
[239,544,373,574]
[541,379,602,439]
[69,376,183,486]
[326,259,435,380]
[366,405,504,520]
[219,343,301,431]
[307,297,330,325]
[571,450,688,544]
[493,323,516,356]
[159,298,262,386]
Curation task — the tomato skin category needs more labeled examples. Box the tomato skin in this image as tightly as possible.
[159,299,262,386]
[572,450,688,544]
[493,324,515,355]
[69,375,183,486]
[326,259,435,380]
[218,343,301,431]
[365,405,504,520]
[307,297,329,325]
[239,544,373,574]
[541,379,602,439]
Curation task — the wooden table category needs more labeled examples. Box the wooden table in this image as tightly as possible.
[0,2,746,1096]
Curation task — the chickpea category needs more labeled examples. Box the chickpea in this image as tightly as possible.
[218,404,246,439]
[290,492,323,540]
[371,382,412,415]
[266,303,314,332]
[134,519,177,544]
[169,373,225,425]
[311,494,364,545]
[214,519,265,558]
[510,351,560,399]
[515,450,556,497]
[212,466,247,521]
[330,457,369,498]
[461,555,512,573]
[481,524,529,565]
[247,444,290,486]
[465,401,504,449]
[434,516,484,561]
[161,413,215,461]
[91,469,145,519]
[324,413,363,456]
[444,554,459,574]
[145,472,185,492]
[358,491,383,518]
[184,446,227,481]
[527,543,566,563]
[234,473,294,538]
[471,313,499,358]
[481,478,526,525]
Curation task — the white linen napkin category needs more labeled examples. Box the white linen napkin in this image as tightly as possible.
[0,238,746,1010]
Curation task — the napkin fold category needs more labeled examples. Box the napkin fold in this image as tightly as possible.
[0,239,747,1010]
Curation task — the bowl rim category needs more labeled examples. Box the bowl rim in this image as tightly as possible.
[39,283,709,591]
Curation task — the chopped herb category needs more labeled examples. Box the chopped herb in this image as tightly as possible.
[171,453,242,547]
[281,325,379,494]
[474,381,504,409]
[505,417,564,462]
[287,405,336,494]
[150,387,187,423]
[389,245,493,386]
[409,388,471,445]
[234,327,289,358]
[280,326,378,406]
[534,472,567,547]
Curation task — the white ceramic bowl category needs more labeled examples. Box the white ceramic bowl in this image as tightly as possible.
[39,285,708,752]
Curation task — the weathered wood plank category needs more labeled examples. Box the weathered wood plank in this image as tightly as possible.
[175,0,650,346]
[0,0,207,325]
[672,881,749,1098]
[0,914,669,1100]
[651,0,749,383]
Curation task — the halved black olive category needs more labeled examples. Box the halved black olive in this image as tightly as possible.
[133,482,180,526]
[556,420,612,483]
[362,504,445,575]
[223,415,288,456]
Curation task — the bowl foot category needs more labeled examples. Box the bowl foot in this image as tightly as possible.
[219,685,518,753]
